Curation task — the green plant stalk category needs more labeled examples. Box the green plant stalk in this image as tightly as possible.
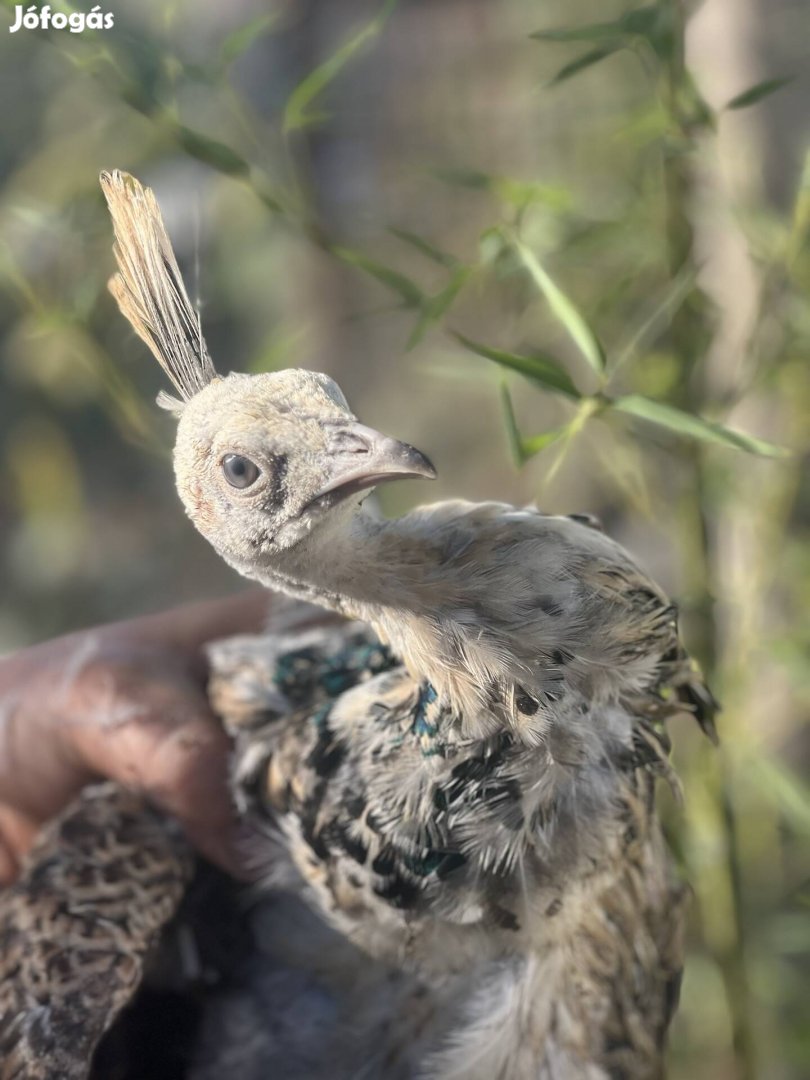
[661,3,756,1075]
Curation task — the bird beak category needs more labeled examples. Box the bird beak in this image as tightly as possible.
[309,422,436,508]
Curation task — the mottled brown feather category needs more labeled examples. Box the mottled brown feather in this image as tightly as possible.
[0,784,192,1080]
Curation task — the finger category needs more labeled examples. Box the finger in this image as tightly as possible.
[0,694,95,823]
[72,693,246,875]
[182,818,256,880]
[0,803,40,885]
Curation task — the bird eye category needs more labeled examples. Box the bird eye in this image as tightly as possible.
[221,453,261,489]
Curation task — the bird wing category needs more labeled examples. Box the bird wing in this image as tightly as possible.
[0,785,192,1080]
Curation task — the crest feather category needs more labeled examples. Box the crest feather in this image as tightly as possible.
[100,169,217,402]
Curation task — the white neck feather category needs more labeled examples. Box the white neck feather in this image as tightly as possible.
[245,509,495,720]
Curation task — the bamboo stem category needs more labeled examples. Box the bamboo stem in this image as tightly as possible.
[662,4,757,1074]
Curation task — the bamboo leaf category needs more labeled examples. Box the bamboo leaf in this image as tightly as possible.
[500,384,576,468]
[496,180,573,212]
[521,427,569,457]
[389,227,458,268]
[499,382,526,466]
[512,237,606,375]
[548,45,622,86]
[725,76,794,111]
[431,166,494,191]
[753,756,810,835]
[407,266,472,350]
[479,227,508,265]
[175,126,250,176]
[455,334,581,399]
[333,246,424,308]
[530,21,623,43]
[283,0,395,132]
[788,147,810,263]
[612,267,699,374]
[612,395,789,457]
[619,6,665,38]
[531,7,658,44]
[220,13,279,67]
[533,7,671,62]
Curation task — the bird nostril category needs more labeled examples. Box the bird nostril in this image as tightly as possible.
[347,439,370,454]
[332,430,370,455]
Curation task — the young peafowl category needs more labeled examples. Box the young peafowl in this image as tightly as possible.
[99,169,718,1079]
[1,169,716,1080]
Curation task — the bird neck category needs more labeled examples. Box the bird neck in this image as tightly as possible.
[257,509,479,707]
[266,509,436,617]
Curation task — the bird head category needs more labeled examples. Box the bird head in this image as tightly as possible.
[101,170,435,574]
[173,369,434,567]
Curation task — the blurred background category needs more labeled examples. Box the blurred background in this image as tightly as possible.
[0,1,807,1076]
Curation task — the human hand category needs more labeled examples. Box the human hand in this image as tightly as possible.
[0,590,270,884]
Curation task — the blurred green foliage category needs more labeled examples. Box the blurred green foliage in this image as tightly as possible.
[0,1,807,1077]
